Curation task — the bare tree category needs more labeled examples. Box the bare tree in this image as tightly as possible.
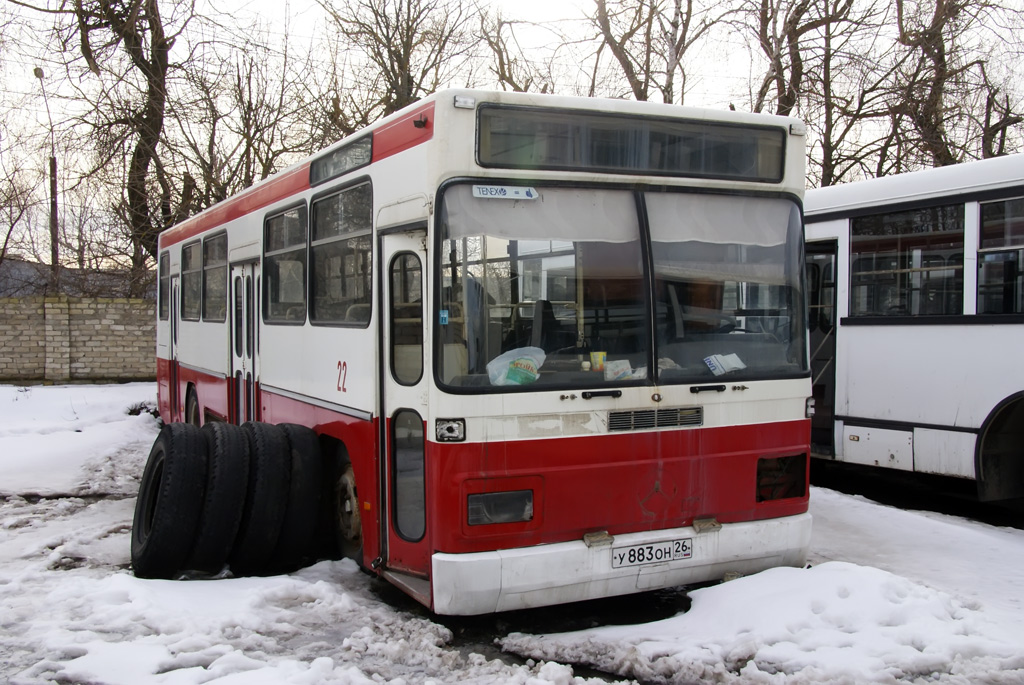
[738,0,854,116]
[592,0,725,103]
[893,0,969,166]
[318,0,478,119]
[480,10,555,93]
[593,0,658,100]
[881,0,1024,169]
[799,0,902,185]
[295,33,376,150]
[50,0,199,295]
[978,65,1023,158]
[0,159,35,273]
[659,0,727,104]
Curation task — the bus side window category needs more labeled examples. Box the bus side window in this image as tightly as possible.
[264,205,308,324]
[181,241,202,321]
[158,252,170,321]
[978,198,1024,314]
[311,183,373,325]
[202,233,227,322]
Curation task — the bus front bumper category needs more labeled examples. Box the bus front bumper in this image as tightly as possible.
[431,512,812,615]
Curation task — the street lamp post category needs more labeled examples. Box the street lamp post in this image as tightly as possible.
[34,67,59,290]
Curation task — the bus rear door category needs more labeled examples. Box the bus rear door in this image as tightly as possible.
[231,261,260,423]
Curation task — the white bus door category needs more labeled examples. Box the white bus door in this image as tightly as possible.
[231,262,260,424]
[378,230,431,599]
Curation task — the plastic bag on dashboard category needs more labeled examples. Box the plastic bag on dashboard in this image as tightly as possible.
[487,347,546,386]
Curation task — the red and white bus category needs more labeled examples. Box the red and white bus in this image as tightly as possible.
[151,89,813,614]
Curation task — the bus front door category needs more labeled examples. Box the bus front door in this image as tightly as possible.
[378,229,431,600]
[806,241,837,457]
[230,261,260,424]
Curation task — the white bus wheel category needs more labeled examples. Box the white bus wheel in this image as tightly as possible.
[131,423,208,579]
[268,424,324,573]
[230,422,291,576]
[185,422,250,574]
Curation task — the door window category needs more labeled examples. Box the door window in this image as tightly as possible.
[390,253,423,385]
[392,409,425,541]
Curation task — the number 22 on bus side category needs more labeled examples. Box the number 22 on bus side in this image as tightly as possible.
[611,538,693,568]
[337,361,347,392]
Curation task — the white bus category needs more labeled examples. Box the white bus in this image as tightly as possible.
[804,154,1024,500]
[137,89,813,614]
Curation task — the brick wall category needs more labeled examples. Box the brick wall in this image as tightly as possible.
[0,296,155,382]
[0,298,45,379]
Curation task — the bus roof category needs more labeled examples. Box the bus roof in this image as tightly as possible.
[159,88,805,250]
[804,153,1024,223]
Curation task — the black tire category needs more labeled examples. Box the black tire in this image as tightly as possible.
[131,423,208,579]
[184,422,250,574]
[268,424,324,572]
[185,389,201,427]
[229,422,291,575]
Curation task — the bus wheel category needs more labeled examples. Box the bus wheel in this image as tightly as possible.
[185,422,250,574]
[229,422,291,575]
[268,424,324,572]
[185,389,201,427]
[332,452,362,562]
[131,423,208,579]
[977,394,1024,501]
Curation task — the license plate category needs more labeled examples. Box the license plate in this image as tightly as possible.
[611,538,693,568]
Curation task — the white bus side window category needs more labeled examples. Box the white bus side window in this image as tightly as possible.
[850,204,964,317]
[202,233,227,322]
[181,241,202,321]
[978,197,1024,315]
[264,205,308,324]
[310,183,373,325]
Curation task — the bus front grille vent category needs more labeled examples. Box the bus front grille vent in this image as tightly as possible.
[608,407,703,431]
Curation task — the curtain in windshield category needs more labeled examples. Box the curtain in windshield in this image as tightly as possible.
[646,192,807,382]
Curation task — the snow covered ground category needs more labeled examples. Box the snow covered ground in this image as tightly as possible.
[1,383,1022,684]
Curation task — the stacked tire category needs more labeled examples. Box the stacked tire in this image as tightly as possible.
[131,421,324,579]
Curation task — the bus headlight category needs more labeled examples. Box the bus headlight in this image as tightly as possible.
[468,490,534,526]
[805,397,816,418]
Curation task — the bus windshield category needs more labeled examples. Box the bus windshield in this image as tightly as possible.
[437,184,806,390]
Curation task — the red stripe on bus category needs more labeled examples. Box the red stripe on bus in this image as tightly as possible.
[159,162,312,249]
[372,101,435,163]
